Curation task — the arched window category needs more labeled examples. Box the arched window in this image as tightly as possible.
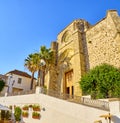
[61,31,71,43]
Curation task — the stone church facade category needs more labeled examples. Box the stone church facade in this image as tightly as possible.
[45,10,120,96]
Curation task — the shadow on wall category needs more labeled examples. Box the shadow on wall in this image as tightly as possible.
[112,115,120,123]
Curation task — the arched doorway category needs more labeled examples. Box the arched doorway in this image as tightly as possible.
[65,70,74,96]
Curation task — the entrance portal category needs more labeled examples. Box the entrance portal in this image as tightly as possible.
[65,70,74,96]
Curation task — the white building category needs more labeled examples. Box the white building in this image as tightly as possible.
[1,69,36,96]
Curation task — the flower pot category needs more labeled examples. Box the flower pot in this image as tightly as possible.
[32,116,40,119]
[33,108,40,111]
[22,107,29,110]
[22,114,28,118]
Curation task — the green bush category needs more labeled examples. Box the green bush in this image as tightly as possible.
[80,63,120,99]
[14,106,22,121]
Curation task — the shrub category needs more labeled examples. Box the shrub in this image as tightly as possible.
[14,106,22,121]
[80,63,120,99]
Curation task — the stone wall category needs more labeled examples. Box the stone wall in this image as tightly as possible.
[86,10,120,69]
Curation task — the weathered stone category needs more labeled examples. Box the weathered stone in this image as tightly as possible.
[45,10,120,96]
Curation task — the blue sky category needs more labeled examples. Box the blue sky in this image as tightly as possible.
[0,0,119,75]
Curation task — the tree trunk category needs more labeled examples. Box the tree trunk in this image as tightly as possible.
[30,72,34,90]
[37,69,40,86]
[42,70,45,87]
[38,69,45,87]
[40,70,43,87]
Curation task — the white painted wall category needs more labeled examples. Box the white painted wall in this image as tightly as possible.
[8,74,31,91]
[0,93,111,123]
[109,100,120,123]
[4,73,36,93]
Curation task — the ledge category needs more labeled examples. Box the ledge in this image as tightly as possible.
[108,98,120,102]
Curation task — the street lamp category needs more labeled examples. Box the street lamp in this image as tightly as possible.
[40,59,46,87]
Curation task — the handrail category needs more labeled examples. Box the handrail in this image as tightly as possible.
[43,89,110,111]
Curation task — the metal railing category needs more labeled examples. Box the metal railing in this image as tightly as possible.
[43,89,110,111]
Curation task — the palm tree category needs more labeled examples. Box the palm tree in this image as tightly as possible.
[38,46,54,87]
[39,46,54,67]
[24,46,54,89]
[24,53,40,90]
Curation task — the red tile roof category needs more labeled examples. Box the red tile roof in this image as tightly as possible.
[6,69,32,78]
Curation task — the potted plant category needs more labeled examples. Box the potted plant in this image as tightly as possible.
[1,110,12,120]
[22,111,29,118]
[32,112,40,119]
[32,104,40,111]
[9,105,12,110]
[14,106,22,123]
[1,110,5,120]
[5,111,12,120]
[22,105,29,110]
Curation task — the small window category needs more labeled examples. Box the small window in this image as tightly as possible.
[18,78,22,84]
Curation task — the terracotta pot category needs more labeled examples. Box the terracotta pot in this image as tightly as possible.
[22,107,29,110]
[32,116,40,119]
[22,115,28,118]
[33,108,40,111]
